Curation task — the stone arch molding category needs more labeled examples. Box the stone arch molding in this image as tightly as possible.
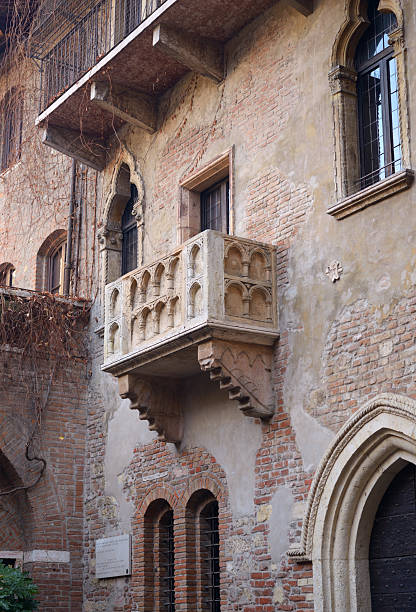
[329,0,409,201]
[99,148,145,287]
[289,393,416,611]
[332,0,403,68]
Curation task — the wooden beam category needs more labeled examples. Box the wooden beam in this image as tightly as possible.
[286,0,313,16]
[42,125,106,171]
[90,82,157,133]
[153,24,224,83]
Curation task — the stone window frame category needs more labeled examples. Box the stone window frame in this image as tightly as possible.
[0,551,23,569]
[328,0,413,220]
[288,393,416,612]
[179,147,234,244]
[99,155,144,288]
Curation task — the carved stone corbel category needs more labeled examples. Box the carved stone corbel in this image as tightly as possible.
[197,339,274,419]
[118,373,183,443]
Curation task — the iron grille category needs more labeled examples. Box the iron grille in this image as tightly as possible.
[121,184,138,276]
[159,509,175,612]
[34,0,168,112]
[200,501,220,612]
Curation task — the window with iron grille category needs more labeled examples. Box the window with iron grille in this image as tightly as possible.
[121,183,138,275]
[200,500,220,612]
[0,88,23,172]
[201,178,229,234]
[355,0,400,189]
[159,509,175,612]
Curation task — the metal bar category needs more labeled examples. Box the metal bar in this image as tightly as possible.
[39,0,167,111]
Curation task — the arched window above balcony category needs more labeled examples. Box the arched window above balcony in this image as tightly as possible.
[100,158,144,286]
[355,0,400,188]
[328,0,413,219]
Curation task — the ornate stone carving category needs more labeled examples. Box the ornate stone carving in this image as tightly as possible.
[198,339,274,419]
[289,393,416,562]
[329,0,411,209]
[97,226,123,251]
[118,373,183,443]
[328,65,357,96]
[325,260,343,282]
[103,230,278,441]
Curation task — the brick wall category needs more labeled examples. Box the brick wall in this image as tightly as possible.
[0,347,87,611]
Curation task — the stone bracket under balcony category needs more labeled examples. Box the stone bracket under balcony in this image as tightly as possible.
[102,230,279,443]
[116,335,274,443]
[152,24,224,83]
[90,81,157,133]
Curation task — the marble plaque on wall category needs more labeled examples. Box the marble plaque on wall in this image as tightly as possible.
[96,534,131,579]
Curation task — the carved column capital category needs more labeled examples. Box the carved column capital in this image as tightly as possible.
[118,373,183,443]
[329,65,357,96]
[389,26,405,53]
[98,226,123,251]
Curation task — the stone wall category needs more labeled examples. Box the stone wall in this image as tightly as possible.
[0,0,415,610]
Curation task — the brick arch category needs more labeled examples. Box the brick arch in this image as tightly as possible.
[181,473,226,507]
[137,483,183,518]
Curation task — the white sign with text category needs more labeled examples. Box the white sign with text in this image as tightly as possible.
[96,534,131,579]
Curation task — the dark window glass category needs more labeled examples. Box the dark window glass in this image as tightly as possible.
[355,1,400,188]
[0,265,14,287]
[201,178,229,234]
[0,559,16,567]
[7,266,14,287]
[159,509,175,612]
[121,183,138,275]
[0,89,23,172]
[200,500,220,612]
[50,242,66,294]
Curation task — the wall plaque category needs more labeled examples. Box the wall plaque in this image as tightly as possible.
[96,534,131,579]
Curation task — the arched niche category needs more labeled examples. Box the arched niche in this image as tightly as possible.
[99,154,145,286]
[289,393,416,612]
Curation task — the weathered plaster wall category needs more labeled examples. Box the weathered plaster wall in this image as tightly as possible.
[0,0,415,610]
[84,0,416,609]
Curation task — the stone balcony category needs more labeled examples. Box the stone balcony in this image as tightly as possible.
[102,230,279,442]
